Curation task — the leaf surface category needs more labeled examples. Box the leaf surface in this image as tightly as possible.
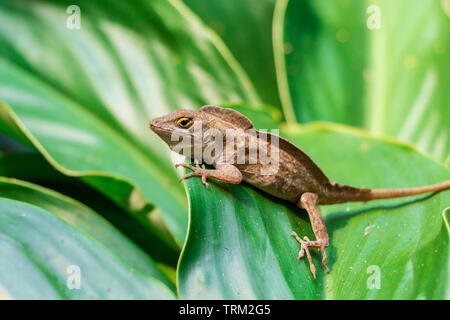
[274,0,450,162]
[184,0,280,107]
[0,178,175,299]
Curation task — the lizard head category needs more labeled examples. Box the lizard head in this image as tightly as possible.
[149,109,204,154]
[150,106,253,163]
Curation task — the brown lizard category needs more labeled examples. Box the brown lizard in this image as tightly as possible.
[149,105,450,279]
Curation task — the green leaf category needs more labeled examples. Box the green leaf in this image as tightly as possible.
[222,103,283,130]
[274,0,450,162]
[0,178,175,299]
[184,0,280,108]
[0,0,260,245]
[0,152,63,183]
[178,123,449,299]
[0,152,180,266]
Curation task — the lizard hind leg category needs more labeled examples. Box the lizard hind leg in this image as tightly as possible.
[291,192,330,280]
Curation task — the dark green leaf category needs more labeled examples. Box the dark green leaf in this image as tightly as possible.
[185,0,280,107]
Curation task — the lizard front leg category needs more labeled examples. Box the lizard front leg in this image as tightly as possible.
[176,162,243,188]
[291,192,330,280]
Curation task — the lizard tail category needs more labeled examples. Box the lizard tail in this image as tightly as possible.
[322,180,450,204]
[367,179,450,200]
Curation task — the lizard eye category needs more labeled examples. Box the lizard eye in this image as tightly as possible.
[176,117,193,128]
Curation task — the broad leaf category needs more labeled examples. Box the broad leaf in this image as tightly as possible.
[0,0,260,245]
[184,0,280,108]
[178,123,449,299]
[274,0,449,162]
[0,152,180,265]
[0,178,175,299]
[222,103,282,130]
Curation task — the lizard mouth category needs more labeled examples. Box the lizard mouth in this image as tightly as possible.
[148,118,169,134]
[148,119,175,144]
[149,119,159,131]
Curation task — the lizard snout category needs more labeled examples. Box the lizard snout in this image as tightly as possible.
[149,118,161,131]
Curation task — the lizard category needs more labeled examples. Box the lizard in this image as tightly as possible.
[149,105,450,279]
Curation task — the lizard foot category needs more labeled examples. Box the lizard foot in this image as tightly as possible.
[290,231,329,280]
[175,163,209,188]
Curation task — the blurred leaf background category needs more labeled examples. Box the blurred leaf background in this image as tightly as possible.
[0,0,448,299]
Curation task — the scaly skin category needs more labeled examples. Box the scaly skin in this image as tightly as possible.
[150,105,450,279]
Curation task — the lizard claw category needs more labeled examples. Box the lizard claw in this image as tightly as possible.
[291,231,328,280]
[176,162,209,188]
